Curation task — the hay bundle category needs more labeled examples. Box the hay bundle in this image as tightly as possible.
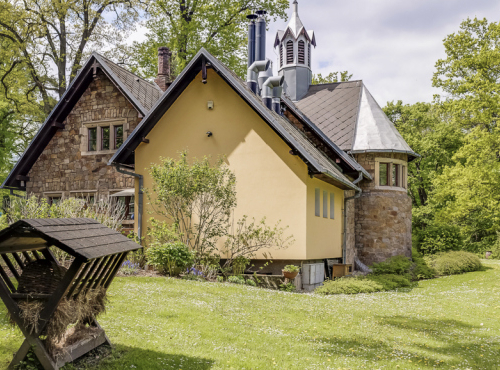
[9,260,108,358]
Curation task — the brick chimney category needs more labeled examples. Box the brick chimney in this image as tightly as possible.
[154,47,172,92]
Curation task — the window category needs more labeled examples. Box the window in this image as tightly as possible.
[298,40,305,64]
[280,43,283,67]
[88,127,97,151]
[117,196,135,220]
[392,164,400,187]
[315,188,320,217]
[114,125,124,149]
[323,190,328,218]
[48,196,61,205]
[308,43,311,67]
[287,40,294,64]
[101,126,110,150]
[330,193,335,219]
[379,163,389,186]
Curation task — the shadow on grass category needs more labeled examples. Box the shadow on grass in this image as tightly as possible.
[315,315,500,368]
[63,344,215,370]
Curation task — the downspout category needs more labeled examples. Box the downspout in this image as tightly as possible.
[342,172,363,265]
[115,165,143,242]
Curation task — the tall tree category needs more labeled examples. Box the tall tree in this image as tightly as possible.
[0,0,142,114]
[124,0,289,79]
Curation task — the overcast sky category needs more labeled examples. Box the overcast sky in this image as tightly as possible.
[263,0,500,105]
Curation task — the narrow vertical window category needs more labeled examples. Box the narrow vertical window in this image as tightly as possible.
[323,190,328,218]
[379,163,389,186]
[402,165,407,189]
[330,193,335,219]
[286,40,294,64]
[88,127,97,151]
[308,43,311,67]
[315,188,320,217]
[392,164,400,187]
[101,126,110,150]
[298,40,305,64]
[280,43,283,67]
[114,125,124,149]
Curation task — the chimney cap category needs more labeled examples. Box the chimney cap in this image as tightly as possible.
[247,14,258,20]
[256,9,267,15]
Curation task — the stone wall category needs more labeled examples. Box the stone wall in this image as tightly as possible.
[354,152,412,266]
[26,70,141,198]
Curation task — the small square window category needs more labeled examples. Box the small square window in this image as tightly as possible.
[379,163,389,186]
[315,188,320,217]
[88,128,97,151]
[330,193,335,219]
[115,125,124,149]
[101,126,110,150]
[323,191,328,218]
[48,196,61,206]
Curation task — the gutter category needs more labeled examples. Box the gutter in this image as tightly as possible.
[342,171,363,265]
[115,165,143,242]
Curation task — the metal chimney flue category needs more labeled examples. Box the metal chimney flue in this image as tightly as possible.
[255,10,267,62]
[247,14,257,67]
[262,76,284,113]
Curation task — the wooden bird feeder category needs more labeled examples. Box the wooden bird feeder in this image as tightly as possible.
[0,218,140,370]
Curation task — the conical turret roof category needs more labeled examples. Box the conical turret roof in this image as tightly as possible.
[274,1,316,47]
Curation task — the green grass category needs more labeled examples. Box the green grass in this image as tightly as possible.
[1,260,500,370]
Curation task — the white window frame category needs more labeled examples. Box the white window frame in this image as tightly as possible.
[80,119,128,156]
[374,157,408,191]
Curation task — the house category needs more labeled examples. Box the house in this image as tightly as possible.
[2,1,417,276]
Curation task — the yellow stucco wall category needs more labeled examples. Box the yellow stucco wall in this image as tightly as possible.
[134,69,344,260]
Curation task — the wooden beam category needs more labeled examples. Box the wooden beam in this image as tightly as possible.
[12,253,25,270]
[67,261,93,298]
[1,254,20,280]
[104,252,128,289]
[141,137,149,143]
[0,265,15,292]
[14,175,30,182]
[55,329,107,368]
[50,121,64,129]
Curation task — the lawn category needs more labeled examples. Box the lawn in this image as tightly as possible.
[1,260,499,370]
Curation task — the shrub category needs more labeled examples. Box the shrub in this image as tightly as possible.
[365,274,411,290]
[228,275,245,285]
[411,248,436,279]
[425,251,482,275]
[246,279,257,287]
[216,275,224,283]
[316,278,383,295]
[371,255,413,275]
[416,223,463,255]
[283,265,300,273]
[279,282,296,292]
[488,233,500,259]
[146,242,193,276]
[232,256,250,275]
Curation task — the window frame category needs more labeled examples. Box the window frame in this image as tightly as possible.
[101,126,111,150]
[81,119,127,156]
[88,127,97,152]
[379,162,390,186]
[330,193,335,219]
[375,157,408,191]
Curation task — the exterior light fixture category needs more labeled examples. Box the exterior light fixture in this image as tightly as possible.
[207,131,213,137]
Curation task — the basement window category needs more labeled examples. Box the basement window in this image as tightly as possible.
[379,163,389,186]
[88,128,97,151]
[47,195,62,206]
[330,193,335,219]
[101,126,110,150]
[315,188,320,217]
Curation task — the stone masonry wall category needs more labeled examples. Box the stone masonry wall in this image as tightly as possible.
[354,152,412,266]
[26,70,141,198]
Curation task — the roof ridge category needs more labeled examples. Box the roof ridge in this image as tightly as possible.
[311,80,363,87]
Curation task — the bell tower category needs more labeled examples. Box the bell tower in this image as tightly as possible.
[274,0,316,101]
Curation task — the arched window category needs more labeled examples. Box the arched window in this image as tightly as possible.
[308,43,311,67]
[286,40,294,64]
[298,40,305,64]
[280,43,283,67]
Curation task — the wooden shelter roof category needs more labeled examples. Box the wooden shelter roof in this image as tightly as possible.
[0,218,140,261]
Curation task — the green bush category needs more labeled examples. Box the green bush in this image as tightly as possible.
[246,279,257,287]
[488,233,500,259]
[216,275,224,283]
[416,223,463,255]
[228,275,245,284]
[146,242,194,276]
[316,274,411,295]
[425,251,482,275]
[371,255,413,275]
[283,265,300,273]
[411,248,436,279]
[279,282,296,292]
[365,274,411,290]
[232,256,250,275]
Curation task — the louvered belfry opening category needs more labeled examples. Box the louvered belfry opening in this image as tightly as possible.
[308,43,311,67]
[287,40,294,64]
[298,40,305,64]
[280,43,284,67]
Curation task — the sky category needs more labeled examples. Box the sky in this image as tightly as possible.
[262,0,500,105]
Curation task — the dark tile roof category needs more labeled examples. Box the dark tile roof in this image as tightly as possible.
[0,218,140,261]
[110,48,359,191]
[99,55,163,112]
[295,81,362,151]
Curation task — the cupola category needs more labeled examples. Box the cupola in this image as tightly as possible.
[274,0,316,101]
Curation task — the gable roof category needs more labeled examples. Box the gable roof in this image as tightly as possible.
[0,218,140,261]
[295,81,418,158]
[2,53,163,190]
[109,48,360,191]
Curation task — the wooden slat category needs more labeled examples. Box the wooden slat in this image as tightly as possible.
[104,252,128,289]
[76,257,105,298]
[99,253,122,288]
[67,261,94,298]
[12,253,25,270]
[55,329,106,368]
[1,254,20,280]
[0,265,15,293]
[89,255,112,290]
[22,252,34,263]
[31,250,41,260]
[40,248,58,264]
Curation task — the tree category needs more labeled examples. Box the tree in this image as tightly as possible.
[433,17,500,130]
[124,0,289,79]
[312,71,352,85]
[383,101,463,207]
[0,0,143,115]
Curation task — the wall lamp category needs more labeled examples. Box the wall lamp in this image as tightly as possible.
[207,131,213,137]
